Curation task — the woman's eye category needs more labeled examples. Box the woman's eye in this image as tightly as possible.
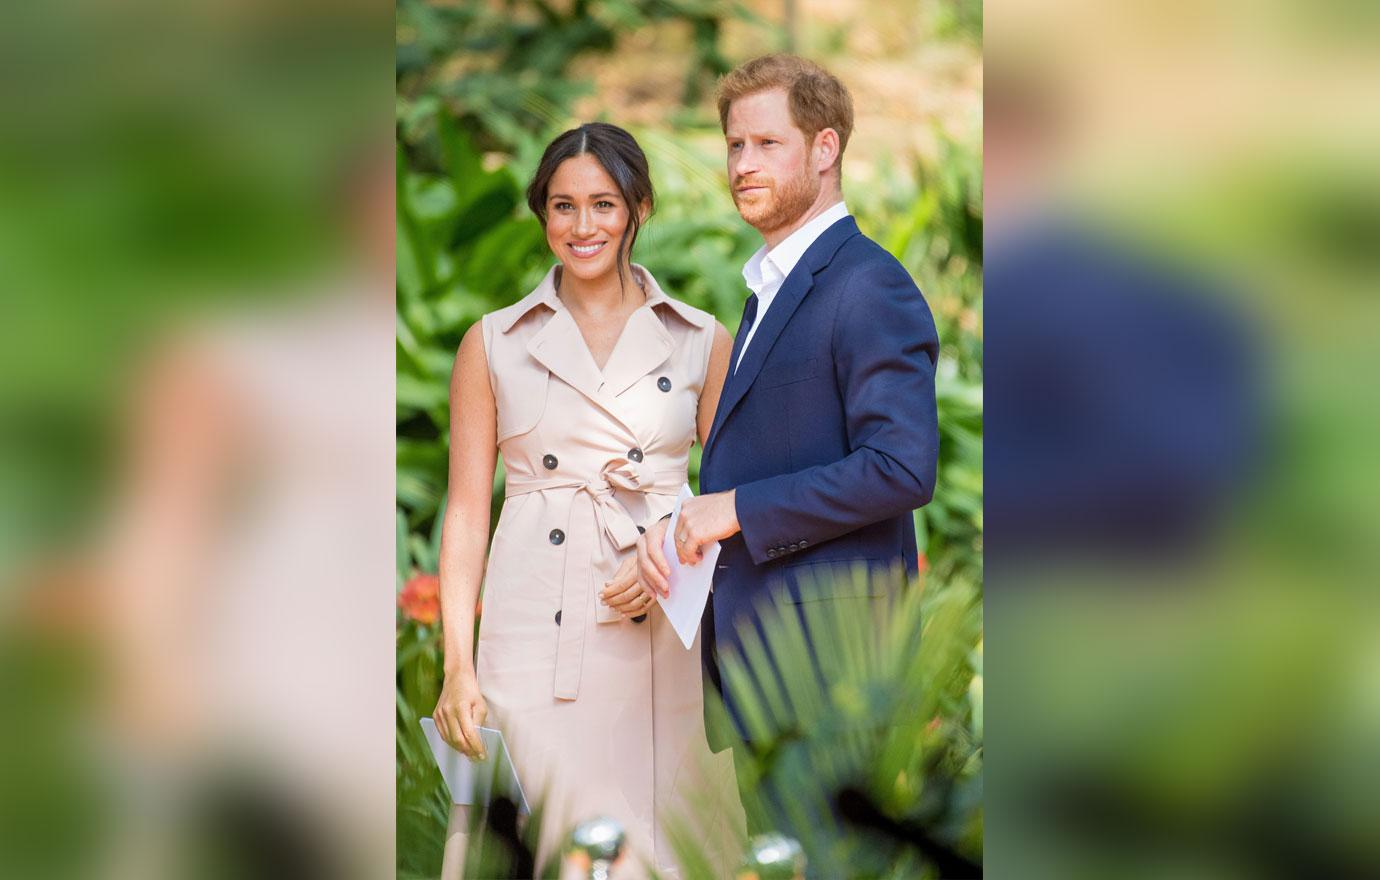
[596,200,615,209]
[553,202,573,211]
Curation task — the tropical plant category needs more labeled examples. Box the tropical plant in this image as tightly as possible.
[679,568,983,879]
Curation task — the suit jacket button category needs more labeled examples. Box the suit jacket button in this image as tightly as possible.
[632,614,647,623]
[542,454,558,470]
[549,528,565,545]
[657,376,672,392]
[554,610,562,625]
[767,548,778,559]
[788,543,799,552]
[628,447,644,462]
[798,539,808,548]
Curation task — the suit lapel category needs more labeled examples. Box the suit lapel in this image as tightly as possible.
[704,217,861,459]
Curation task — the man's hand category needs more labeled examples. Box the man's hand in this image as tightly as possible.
[672,490,740,565]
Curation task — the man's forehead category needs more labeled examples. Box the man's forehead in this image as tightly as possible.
[725,123,795,139]
[725,117,799,140]
[726,90,794,128]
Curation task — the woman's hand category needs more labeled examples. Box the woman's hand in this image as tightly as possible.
[600,553,658,618]
[637,520,671,598]
[433,670,489,760]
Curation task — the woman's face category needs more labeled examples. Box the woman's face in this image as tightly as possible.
[544,154,634,286]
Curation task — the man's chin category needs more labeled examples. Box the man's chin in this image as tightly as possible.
[734,203,776,231]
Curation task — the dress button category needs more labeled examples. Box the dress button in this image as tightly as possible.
[657,376,672,392]
[628,447,644,462]
[632,614,647,623]
[554,610,562,625]
[542,454,558,470]
[637,525,646,535]
[549,528,565,545]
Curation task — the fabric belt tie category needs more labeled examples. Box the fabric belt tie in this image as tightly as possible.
[505,457,682,700]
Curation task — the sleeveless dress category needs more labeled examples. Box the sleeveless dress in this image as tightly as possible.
[440,264,744,879]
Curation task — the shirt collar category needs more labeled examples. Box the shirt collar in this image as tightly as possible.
[741,200,850,292]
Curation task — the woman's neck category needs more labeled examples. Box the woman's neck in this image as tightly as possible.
[556,263,644,317]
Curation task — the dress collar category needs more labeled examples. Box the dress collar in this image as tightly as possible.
[496,263,708,333]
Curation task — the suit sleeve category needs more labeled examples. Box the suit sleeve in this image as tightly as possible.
[733,259,940,565]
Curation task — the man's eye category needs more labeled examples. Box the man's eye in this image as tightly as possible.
[762,139,776,146]
[729,142,742,151]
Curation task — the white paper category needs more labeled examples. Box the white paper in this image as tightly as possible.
[657,483,720,650]
[421,718,529,814]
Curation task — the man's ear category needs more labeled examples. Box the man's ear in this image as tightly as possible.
[813,128,840,174]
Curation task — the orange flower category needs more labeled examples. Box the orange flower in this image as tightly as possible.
[399,572,440,625]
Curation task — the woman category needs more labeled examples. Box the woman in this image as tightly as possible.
[432,123,744,879]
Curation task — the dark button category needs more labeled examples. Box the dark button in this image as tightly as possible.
[657,376,672,392]
[549,528,565,545]
[632,613,647,623]
[798,539,808,549]
[628,447,644,462]
[767,548,779,559]
[542,454,558,470]
[554,610,562,625]
[637,525,646,535]
[788,543,799,552]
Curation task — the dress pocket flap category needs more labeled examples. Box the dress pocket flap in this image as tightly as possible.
[495,368,549,442]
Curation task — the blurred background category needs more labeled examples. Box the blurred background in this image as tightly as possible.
[12,0,1376,877]
[985,0,1380,877]
[1,1,394,878]
[394,0,982,877]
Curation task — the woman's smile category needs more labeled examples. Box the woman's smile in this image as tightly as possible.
[568,240,608,259]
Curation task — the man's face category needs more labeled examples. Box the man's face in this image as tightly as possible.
[725,88,822,235]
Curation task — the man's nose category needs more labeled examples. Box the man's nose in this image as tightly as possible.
[733,145,762,176]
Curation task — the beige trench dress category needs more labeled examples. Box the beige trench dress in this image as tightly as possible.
[441,265,744,879]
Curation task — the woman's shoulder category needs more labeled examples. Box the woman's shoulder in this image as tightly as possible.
[483,266,562,337]
[636,265,715,334]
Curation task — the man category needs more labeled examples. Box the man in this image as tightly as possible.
[636,55,940,747]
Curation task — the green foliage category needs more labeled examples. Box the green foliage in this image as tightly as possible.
[683,570,983,879]
[396,3,982,875]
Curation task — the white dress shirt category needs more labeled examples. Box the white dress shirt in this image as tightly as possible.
[736,200,851,372]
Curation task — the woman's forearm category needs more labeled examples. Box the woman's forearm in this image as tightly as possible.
[438,503,489,678]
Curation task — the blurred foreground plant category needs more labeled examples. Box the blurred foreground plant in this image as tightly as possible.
[676,568,984,879]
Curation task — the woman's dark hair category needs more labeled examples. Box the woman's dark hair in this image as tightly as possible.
[526,123,655,290]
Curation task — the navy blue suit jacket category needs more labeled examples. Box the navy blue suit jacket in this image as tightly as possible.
[698,216,939,734]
